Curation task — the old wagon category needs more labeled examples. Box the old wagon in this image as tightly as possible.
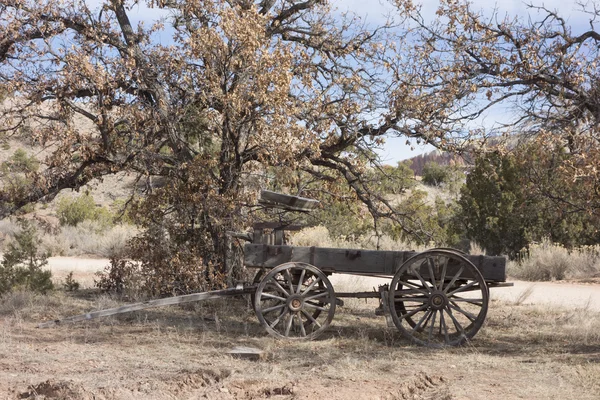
[243,190,509,347]
[40,191,510,347]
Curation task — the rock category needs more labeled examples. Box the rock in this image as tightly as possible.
[227,346,265,361]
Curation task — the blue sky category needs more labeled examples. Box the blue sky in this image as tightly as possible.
[340,0,591,164]
[84,0,590,164]
[332,1,590,163]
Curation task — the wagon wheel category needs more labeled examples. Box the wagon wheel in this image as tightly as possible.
[388,249,489,347]
[254,262,336,340]
[394,248,476,330]
[252,268,325,322]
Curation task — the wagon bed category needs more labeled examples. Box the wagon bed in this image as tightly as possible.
[244,244,507,282]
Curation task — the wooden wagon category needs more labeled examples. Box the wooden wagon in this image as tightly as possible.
[243,190,509,347]
[40,191,510,347]
[244,244,510,347]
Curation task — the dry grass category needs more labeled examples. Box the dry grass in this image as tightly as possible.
[1,216,138,258]
[1,282,599,399]
[289,225,428,252]
[41,221,138,258]
[509,239,600,281]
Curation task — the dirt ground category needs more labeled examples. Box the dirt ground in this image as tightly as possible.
[1,294,599,399]
[0,261,599,399]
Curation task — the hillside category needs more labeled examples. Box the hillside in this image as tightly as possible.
[405,150,467,176]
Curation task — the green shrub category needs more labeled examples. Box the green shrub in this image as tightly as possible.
[0,220,53,295]
[421,162,450,186]
[110,199,135,225]
[459,149,600,258]
[56,193,114,228]
[371,161,416,194]
[63,271,80,292]
[1,148,39,173]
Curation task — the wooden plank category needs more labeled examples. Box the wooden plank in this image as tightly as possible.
[259,190,319,212]
[228,346,266,361]
[243,244,507,282]
[252,222,305,230]
[244,244,419,276]
[466,255,506,282]
[38,287,255,329]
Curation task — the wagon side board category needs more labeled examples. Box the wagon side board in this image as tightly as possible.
[243,244,507,282]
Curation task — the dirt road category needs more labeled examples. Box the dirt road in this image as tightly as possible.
[329,274,600,310]
[489,279,600,309]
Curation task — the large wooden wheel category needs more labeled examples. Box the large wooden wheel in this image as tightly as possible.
[254,262,335,340]
[388,249,489,347]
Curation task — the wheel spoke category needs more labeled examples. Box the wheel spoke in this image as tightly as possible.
[301,277,322,295]
[446,280,477,296]
[271,280,290,297]
[421,308,434,330]
[301,309,322,328]
[304,301,327,311]
[284,313,294,336]
[411,309,432,334]
[399,303,429,320]
[438,258,448,291]
[297,268,306,294]
[427,257,437,289]
[269,309,288,328]
[450,296,484,305]
[297,313,307,337]
[412,266,432,292]
[449,303,477,322]
[428,310,437,342]
[442,266,464,293]
[440,310,450,343]
[304,291,328,301]
[445,306,466,336]
[397,280,429,295]
[285,269,294,294]
[260,292,286,302]
[262,303,286,314]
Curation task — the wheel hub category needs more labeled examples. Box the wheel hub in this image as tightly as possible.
[287,295,304,312]
[429,291,447,310]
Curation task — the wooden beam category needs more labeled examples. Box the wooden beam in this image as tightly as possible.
[259,190,319,212]
[38,287,256,328]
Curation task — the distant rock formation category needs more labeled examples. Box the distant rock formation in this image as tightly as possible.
[404,150,468,176]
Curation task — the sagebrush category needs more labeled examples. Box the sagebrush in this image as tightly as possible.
[509,239,600,281]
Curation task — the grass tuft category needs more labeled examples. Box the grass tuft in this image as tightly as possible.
[509,239,600,281]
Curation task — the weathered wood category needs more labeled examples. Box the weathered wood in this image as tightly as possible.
[243,244,507,282]
[227,346,266,361]
[259,190,319,212]
[335,291,381,299]
[252,222,305,230]
[244,244,412,275]
[38,287,255,328]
